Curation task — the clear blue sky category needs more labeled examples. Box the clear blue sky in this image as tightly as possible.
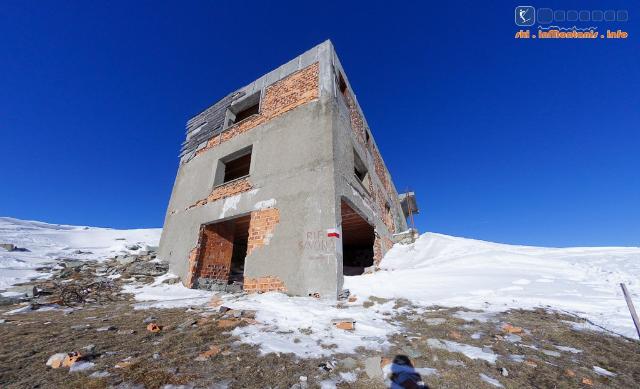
[1,1,638,247]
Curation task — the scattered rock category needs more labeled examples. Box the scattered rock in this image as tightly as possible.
[582,378,593,386]
[445,360,465,367]
[339,357,357,370]
[195,345,221,361]
[523,360,538,368]
[448,330,463,340]
[502,323,523,334]
[125,261,168,277]
[216,319,240,328]
[501,367,508,377]
[143,316,157,324]
[96,326,117,332]
[69,361,95,373]
[364,356,383,380]
[89,371,111,378]
[424,318,446,325]
[0,243,16,251]
[46,353,68,369]
[62,351,82,367]
[541,349,561,357]
[146,323,162,332]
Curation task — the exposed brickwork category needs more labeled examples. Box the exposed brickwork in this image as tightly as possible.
[185,246,200,288]
[344,92,367,146]
[187,222,235,287]
[188,177,252,209]
[195,62,319,157]
[247,208,280,255]
[243,276,287,293]
[372,147,392,195]
[373,234,394,266]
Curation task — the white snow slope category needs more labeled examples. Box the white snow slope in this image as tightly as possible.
[346,232,640,339]
[0,217,161,291]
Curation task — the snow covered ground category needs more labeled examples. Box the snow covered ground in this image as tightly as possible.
[2,216,639,354]
[0,217,161,291]
[346,232,640,339]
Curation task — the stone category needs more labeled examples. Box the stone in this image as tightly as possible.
[502,323,523,334]
[565,369,576,377]
[582,378,593,386]
[62,351,82,367]
[0,243,17,251]
[424,318,446,326]
[340,357,357,370]
[448,330,463,340]
[146,323,162,332]
[89,371,111,378]
[46,353,67,369]
[501,367,508,377]
[126,244,141,251]
[143,316,157,324]
[524,360,538,368]
[116,256,138,266]
[96,326,117,332]
[402,346,422,359]
[364,356,383,380]
[125,261,168,276]
[217,319,240,328]
[70,361,95,373]
[541,349,561,357]
[195,345,221,361]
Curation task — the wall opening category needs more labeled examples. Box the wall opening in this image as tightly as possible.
[338,72,347,95]
[223,152,252,183]
[341,199,375,276]
[192,214,251,291]
[226,91,261,128]
[353,149,369,189]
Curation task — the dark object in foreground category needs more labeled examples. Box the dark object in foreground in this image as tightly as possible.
[389,355,429,389]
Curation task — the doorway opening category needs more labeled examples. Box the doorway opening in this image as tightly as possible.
[193,214,251,291]
[340,199,375,276]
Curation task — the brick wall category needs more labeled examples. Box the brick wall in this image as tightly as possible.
[247,208,280,256]
[344,93,367,147]
[243,276,287,293]
[187,222,235,287]
[188,177,252,209]
[195,62,319,157]
[373,234,394,266]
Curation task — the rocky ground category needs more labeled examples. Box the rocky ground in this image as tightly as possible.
[1,250,639,388]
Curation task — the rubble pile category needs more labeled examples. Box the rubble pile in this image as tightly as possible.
[0,247,170,308]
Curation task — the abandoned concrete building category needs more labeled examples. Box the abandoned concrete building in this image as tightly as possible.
[159,40,418,299]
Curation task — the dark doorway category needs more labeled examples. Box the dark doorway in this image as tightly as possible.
[229,215,250,285]
[341,200,375,276]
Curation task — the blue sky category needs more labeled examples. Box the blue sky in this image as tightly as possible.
[1,1,638,247]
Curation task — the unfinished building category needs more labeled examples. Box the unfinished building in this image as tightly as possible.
[159,40,418,299]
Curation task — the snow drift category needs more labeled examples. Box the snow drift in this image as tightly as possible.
[346,232,640,338]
